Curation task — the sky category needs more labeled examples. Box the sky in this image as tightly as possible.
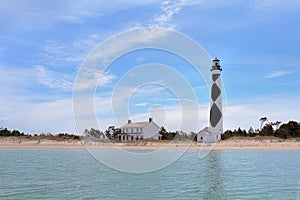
[0,0,300,134]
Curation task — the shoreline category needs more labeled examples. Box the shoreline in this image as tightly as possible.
[1,136,299,150]
[0,141,299,151]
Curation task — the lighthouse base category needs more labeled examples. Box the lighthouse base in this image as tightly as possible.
[197,127,222,143]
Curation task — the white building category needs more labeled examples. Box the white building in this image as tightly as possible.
[197,58,223,143]
[118,118,162,141]
[197,127,222,143]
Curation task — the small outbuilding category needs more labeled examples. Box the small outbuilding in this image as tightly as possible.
[197,127,222,143]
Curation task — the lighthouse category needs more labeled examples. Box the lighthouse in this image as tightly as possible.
[210,57,223,133]
[197,58,223,143]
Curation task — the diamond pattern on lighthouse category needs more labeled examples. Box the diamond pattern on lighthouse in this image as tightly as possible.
[212,74,220,81]
[210,103,222,127]
[211,83,221,101]
[197,57,223,143]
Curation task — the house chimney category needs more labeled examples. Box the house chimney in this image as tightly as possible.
[128,120,131,124]
[149,118,153,123]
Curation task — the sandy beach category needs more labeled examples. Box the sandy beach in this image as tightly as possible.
[0,137,299,150]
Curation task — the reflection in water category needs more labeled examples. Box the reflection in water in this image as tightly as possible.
[202,151,226,200]
[297,181,300,200]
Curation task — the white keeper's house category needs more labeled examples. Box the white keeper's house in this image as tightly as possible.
[118,118,162,141]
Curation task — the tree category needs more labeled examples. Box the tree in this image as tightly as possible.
[158,127,176,140]
[158,126,167,140]
[274,128,288,139]
[276,121,300,138]
[247,127,256,137]
[236,127,245,137]
[91,128,104,138]
[271,121,281,130]
[105,126,120,139]
[260,123,274,136]
[248,127,254,134]
[260,117,268,130]
[83,128,104,138]
[83,129,90,137]
[0,128,11,137]
[189,132,197,141]
[221,130,233,140]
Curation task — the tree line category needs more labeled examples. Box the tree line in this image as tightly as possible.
[222,120,300,140]
[1,119,300,141]
[0,128,80,140]
[158,127,197,141]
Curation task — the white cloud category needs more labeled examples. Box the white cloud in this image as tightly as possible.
[0,65,39,96]
[57,15,83,23]
[134,102,149,107]
[37,34,106,70]
[0,0,164,32]
[264,70,292,79]
[73,34,103,50]
[35,65,73,91]
[251,0,300,11]
[39,40,83,67]
[0,96,76,134]
[0,116,8,121]
[125,101,207,133]
[135,0,195,29]
[74,70,116,91]
[224,97,300,131]
[1,80,299,134]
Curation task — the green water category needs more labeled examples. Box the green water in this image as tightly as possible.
[0,149,299,199]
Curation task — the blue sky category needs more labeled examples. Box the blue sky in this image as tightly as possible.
[0,0,300,134]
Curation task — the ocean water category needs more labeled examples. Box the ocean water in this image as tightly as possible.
[0,149,299,200]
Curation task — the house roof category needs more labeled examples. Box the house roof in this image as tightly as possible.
[198,127,222,135]
[120,121,149,128]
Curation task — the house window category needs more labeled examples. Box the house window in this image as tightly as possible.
[119,135,121,141]
[131,128,133,133]
[200,137,203,140]
[136,136,139,140]
[216,135,218,139]
[123,136,125,140]
[131,136,134,140]
[141,136,143,140]
[127,136,129,140]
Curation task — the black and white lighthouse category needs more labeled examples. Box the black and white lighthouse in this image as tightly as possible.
[209,57,223,133]
[197,58,223,143]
